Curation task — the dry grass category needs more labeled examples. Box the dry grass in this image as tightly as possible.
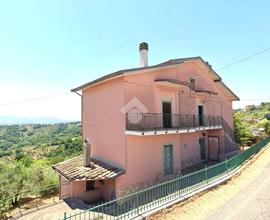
[8,194,60,217]
[147,144,270,220]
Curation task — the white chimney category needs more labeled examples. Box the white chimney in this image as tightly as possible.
[83,138,91,167]
[139,42,149,67]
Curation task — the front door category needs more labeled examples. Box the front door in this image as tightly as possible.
[162,101,172,128]
[163,144,173,175]
[198,105,204,126]
[199,138,206,160]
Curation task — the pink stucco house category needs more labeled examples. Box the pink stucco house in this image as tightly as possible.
[53,42,239,203]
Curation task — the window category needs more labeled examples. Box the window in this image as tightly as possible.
[163,144,173,175]
[86,181,95,191]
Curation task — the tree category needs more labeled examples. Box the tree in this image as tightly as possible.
[15,149,24,161]
[257,119,270,135]
[0,160,25,219]
[233,112,254,145]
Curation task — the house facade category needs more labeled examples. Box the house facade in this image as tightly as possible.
[53,42,239,202]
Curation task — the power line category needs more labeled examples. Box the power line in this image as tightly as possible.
[237,98,270,102]
[216,47,270,71]
[0,92,71,106]
[1,47,270,106]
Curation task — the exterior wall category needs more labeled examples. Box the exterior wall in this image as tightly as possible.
[207,135,220,161]
[124,67,178,114]
[82,77,126,168]
[70,181,88,199]
[207,129,225,160]
[115,132,206,196]
[59,176,71,199]
[123,61,234,125]
[60,177,116,202]
[100,179,116,200]
[180,133,207,169]
[123,135,181,186]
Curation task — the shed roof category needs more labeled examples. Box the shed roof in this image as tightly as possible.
[52,155,125,181]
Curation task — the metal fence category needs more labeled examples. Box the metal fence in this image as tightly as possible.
[62,136,270,220]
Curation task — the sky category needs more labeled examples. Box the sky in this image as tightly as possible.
[0,0,269,120]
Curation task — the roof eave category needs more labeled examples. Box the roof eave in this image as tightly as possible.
[215,81,240,101]
[70,56,239,101]
[71,70,124,92]
[71,63,182,92]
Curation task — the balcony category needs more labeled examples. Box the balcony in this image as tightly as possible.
[125,113,223,136]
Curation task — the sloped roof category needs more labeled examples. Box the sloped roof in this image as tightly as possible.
[71,56,239,101]
[71,61,182,92]
[52,155,125,181]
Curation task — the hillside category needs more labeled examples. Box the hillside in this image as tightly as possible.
[0,122,82,159]
[0,122,83,218]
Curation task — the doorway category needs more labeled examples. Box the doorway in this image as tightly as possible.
[163,144,173,175]
[199,138,206,160]
[198,105,204,126]
[162,101,172,128]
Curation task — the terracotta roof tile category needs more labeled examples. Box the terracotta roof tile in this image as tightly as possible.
[52,155,125,181]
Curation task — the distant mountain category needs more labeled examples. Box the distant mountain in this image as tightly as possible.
[0,116,76,125]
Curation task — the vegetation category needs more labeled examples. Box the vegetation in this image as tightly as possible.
[0,122,81,151]
[257,119,270,135]
[233,112,254,146]
[234,102,270,146]
[242,102,270,119]
[0,122,82,219]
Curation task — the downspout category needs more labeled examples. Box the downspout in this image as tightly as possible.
[124,81,128,171]
[178,88,182,174]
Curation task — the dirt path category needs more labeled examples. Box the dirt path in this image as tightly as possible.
[13,201,75,220]
[148,143,270,220]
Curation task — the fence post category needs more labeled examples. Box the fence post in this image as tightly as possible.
[64,212,67,220]
[205,165,208,183]
[226,159,229,174]
[136,193,140,215]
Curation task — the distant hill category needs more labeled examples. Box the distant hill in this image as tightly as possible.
[237,102,270,120]
[0,116,77,125]
[0,122,81,152]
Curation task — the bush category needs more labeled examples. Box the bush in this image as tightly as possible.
[233,112,254,146]
[0,151,12,158]
[257,119,270,135]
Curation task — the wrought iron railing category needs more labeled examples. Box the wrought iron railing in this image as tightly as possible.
[126,113,222,131]
[221,117,235,140]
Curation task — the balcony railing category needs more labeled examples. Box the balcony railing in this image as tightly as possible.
[126,113,223,132]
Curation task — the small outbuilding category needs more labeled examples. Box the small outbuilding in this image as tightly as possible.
[52,155,125,202]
